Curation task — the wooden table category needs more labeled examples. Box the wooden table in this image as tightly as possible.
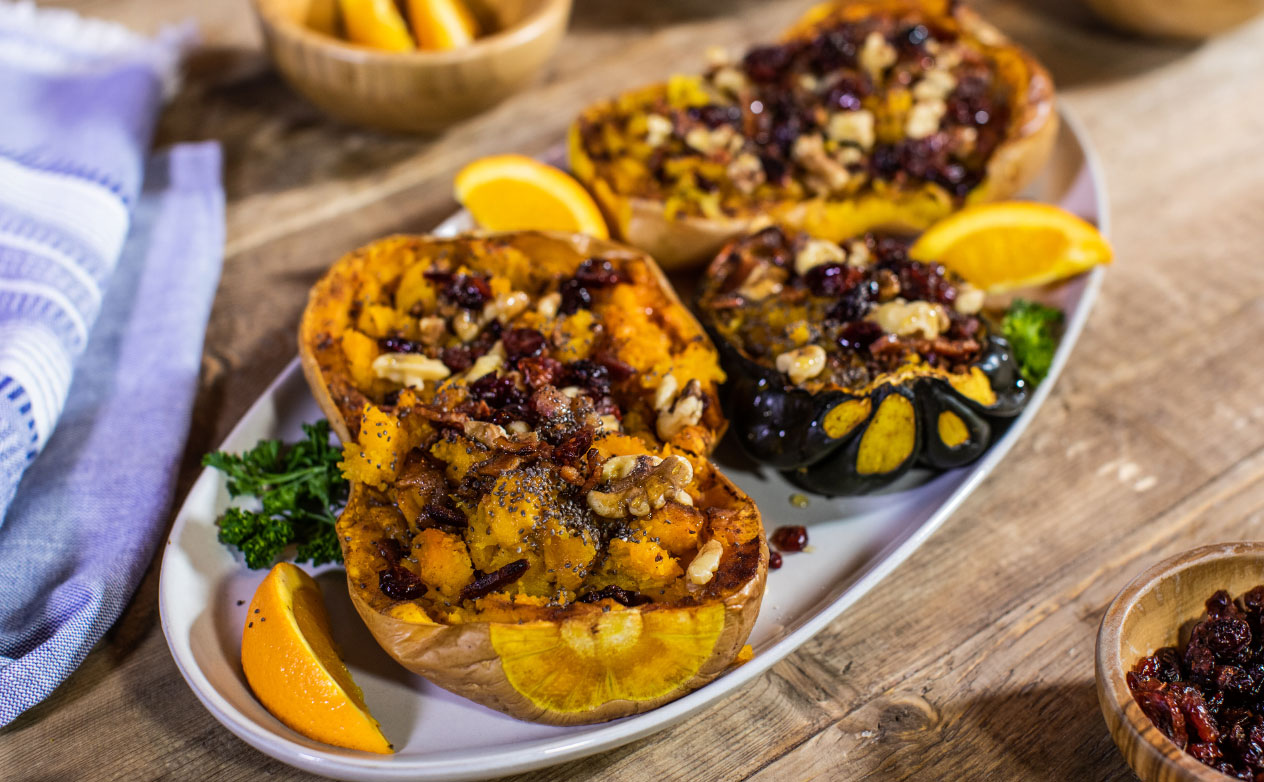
[5,1,1264,779]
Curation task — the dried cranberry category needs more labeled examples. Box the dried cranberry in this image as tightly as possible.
[837,320,883,351]
[443,273,492,309]
[574,257,624,287]
[594,352,635,382]
[565,359,611,397]
[375,538,405,565]
[377,336,427,354]
[519,355,564,388]
[769,551,783,570]
[804,263,861,297]
[805,27,862,73]
[827,282,877,324]
[559,278,593,315]
[743,44,795,83]
[379,566,426,601]
[759,153,787,183]
[687,104,742,128]
[441,345,474,372]
[578,585,651,607]
[553,425,594,466]
[467,373,526,409]
[502,328,546,362]
[1208,617,1253,661]
[425,494,466,528]
[460,559,529,602]
[1209,590,1236,617]
[770,525,808,552]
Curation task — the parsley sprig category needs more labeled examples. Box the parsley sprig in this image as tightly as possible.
[203,420,347,569]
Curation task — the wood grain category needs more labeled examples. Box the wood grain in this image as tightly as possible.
[5,1,1264,780]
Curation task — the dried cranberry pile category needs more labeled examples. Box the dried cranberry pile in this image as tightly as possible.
[1129,586,1264,779]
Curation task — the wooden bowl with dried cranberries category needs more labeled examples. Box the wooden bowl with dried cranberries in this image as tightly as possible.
[1097,541,1264,782]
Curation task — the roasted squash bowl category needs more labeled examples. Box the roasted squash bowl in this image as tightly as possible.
[695,226,1027,495]
[568,0,1057,269]
[298,232,767,723]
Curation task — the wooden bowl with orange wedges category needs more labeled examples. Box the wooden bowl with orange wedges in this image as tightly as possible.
[251,0,572,133]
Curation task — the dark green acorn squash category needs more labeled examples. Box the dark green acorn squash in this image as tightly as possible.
[695,226,1027,496]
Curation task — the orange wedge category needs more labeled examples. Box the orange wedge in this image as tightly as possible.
[490,604,726,713]
[909,202,1112,293]
[338,0,414,52]
[407,0,480,50]
[242,563,392,754]
[454,155,610,239]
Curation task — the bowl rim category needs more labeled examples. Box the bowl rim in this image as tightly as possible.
[1095,540,1264,782]
[251,0,572,65]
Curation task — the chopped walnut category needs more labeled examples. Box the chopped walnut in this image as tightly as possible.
[950,125,979,156]
[712,66,749,96]
[485,290,530,324]
[597,414,622,433]
[464,351,502,382]
[825,110,875,151]
[417,316,447,346]
[868,298,950,339]
[705,45,732,68]
[775,345,827,385]
[656,379,705,440]
[727,152,766,195]
[906,99,947,140]
[794,238,847,276]
[912,69,957,101]
[845,240,873,268]
[372,353,451,387]
[506,420,530,435]
[954,283,985,315]
[452,310,481,342]
[653,374,679,412]
[685,124,740,157]
[536,291,561,320]
[792,134,854,194]
[645,114,674,147]
[736,262,788,301]
[859,31,897,81]
[686,539,723,586]
[587,454,694,519]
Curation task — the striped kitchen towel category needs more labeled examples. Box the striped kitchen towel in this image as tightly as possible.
[0,1,190,517]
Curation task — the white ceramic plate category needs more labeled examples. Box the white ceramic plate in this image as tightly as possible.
[159,109,1108,782]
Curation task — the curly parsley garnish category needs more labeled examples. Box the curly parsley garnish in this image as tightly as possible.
[203,420,347,569]
[1002,299,1065,387]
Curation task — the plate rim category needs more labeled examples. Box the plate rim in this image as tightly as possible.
[159,104,1109,781]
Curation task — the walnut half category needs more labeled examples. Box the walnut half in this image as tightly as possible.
[587,454,694,519]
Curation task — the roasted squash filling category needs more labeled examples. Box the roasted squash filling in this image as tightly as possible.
[301,232,760,619]
[573,1,1027,220]
[696,225,987,392]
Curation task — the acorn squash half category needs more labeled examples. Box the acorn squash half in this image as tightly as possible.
[298,231,767,724]
[695,226,1027,496]
[568,0,1057,269]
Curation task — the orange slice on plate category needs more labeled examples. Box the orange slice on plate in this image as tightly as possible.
[454,155,610,239]
[338,0,415,52]
[909,202,1112,293]
[407,0,480,50]
[490,604,725,713]
[241,563,392,754]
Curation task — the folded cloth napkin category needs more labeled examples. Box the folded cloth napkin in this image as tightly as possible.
[0,3,224,725]
[0,1,187,515]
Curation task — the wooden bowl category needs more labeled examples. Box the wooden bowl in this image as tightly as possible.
[251,0,572,133]
[1096,541,1264,782]
[1082,0,1264,39]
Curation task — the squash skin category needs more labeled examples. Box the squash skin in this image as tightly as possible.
[338,472,767,725]
[568,0,1058,270]
[300,231,768,724]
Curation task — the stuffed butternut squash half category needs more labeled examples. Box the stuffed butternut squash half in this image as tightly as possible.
[696,226,1027,495]
[298,232,768,724]
[569,0,1057,269]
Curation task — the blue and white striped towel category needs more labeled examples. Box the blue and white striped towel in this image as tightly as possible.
[0,1,188,515]
[0,2,226,724]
